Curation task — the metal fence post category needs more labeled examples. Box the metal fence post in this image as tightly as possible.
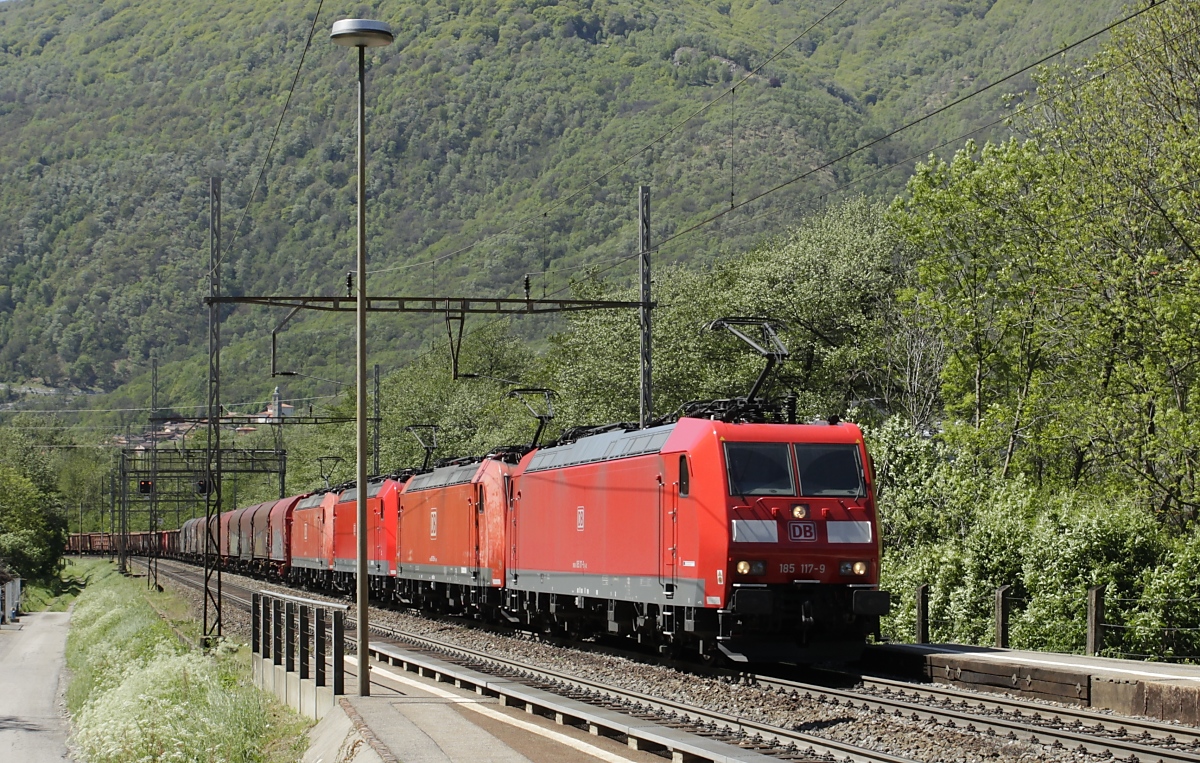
[314,611,328,686]
[332,609,345,695]
[915,584,929,644]
[299,604,311,680]
[251,593,261,655]
[994,585,1011,648]
[1088,584,1106,656]
[285,601,296,672]
[272,598,283,665]
[261,595,271,659]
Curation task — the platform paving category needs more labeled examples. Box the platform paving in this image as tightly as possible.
[0,611,73,762]
[317,655,666,763]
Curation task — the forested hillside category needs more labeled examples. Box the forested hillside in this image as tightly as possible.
[0,0,1121,404]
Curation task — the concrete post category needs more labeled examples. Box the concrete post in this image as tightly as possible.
[252,593,260,654]
[315,608,327,688]
[272,598,282,665]
[285,601,296,672]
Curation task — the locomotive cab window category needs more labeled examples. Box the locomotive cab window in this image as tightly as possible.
[794,444,864,497]
[725,442,795,496]
[679,454,690,497]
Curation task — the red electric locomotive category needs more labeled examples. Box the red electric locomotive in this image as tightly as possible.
[290,489,339,587]
[505,417,886,662]
[332,476,405,597]
[393,453,517,612]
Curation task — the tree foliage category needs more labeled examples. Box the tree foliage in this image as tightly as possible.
[0,427,66,579]
[892,0,1200,522]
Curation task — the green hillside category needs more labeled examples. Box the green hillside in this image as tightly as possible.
[0,0,1122,412]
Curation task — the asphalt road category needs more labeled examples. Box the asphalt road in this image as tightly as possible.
[0,611,72,761]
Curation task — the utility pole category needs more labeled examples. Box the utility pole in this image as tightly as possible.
[373,363,381,475]
[204,176,223,644]
[639,185,652,429]
[150,355,159,589]
[119,431,128,574]
[109,471,115,559]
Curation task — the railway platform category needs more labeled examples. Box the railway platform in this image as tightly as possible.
[866,642,1200,725]
[304,647,768,763]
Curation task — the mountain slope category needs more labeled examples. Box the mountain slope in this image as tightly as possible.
[0,0,1122,406]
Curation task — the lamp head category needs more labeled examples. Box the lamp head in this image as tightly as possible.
[330,19,394,48]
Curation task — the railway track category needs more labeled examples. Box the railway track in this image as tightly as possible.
[744,667,1200,763]
[137,557,1200,763]
[138,559,912,762]
[366,627,920,763]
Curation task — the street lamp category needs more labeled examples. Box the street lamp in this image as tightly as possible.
[331,17,393,698]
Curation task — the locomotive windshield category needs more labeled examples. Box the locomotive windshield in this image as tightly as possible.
[725,442,795,496]
[794,443,864,497]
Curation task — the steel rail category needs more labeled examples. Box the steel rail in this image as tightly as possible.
[855,673,1200,748]
[361,626,920,763]
[741,670,1200,763]
[143,558,1200,762]
[143,559,912,763]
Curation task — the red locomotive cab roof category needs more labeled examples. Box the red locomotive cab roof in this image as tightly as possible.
[400,460,487,494]
[333,475,408,505]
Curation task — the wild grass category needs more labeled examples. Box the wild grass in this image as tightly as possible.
[19,557,94,612]
[66,561,310,763]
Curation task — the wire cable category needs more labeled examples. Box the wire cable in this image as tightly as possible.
[0,393,342,416]
[186,0,1176,419]
[205,0,327,278]
[647,0,1174,255]
[713,16,1200,244]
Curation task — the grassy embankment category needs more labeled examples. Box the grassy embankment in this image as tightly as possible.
[21,559,89,611]
[63,559,311,763]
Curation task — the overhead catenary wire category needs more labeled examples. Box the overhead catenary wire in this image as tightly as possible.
[0,393,342,416]
[644,0,1175,257]
[714,15,1200,245]
[378,0,1172,295]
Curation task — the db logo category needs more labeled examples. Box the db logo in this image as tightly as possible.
[789,521,817,542]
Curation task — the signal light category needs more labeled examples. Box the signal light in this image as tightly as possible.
[138,480,154,494]
[195,479,209,495]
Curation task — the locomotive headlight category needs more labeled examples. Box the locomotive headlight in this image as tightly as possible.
[791,503,809,519]
[853,561,868,575]
[735,560,766,576]
[840,561,869,576]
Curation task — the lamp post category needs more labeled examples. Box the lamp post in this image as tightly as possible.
[331,17,393,698]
